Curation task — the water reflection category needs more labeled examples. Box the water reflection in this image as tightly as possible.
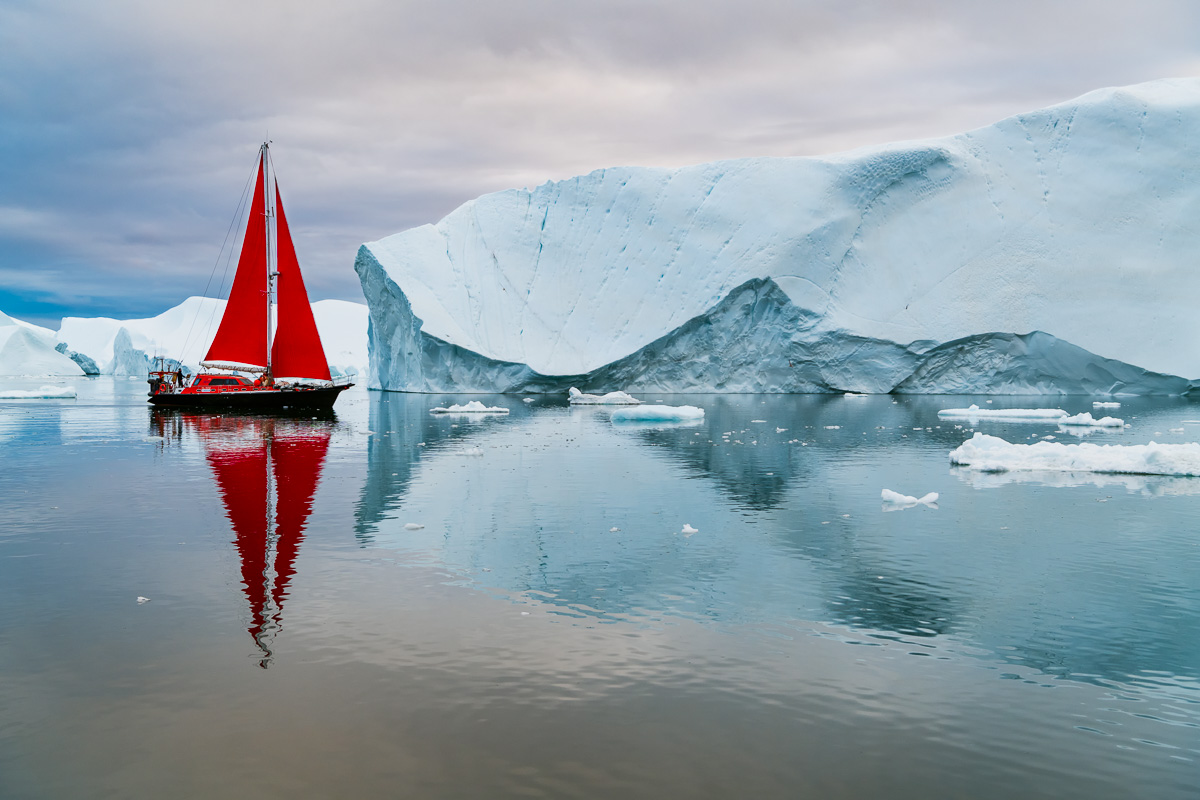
[152,411,333,667]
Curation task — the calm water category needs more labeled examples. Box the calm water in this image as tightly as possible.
[1,378,1197,798]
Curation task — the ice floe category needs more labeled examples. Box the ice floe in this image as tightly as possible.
[1058,412,1124,428]
[949,433,1200,476]
[429,401,510,414]
[0,385,78,399]
[881,489,939,510]
[1093,401,1121,408]
[568,387,641,405]
[610,405,704,422]
[938,405,1067,421]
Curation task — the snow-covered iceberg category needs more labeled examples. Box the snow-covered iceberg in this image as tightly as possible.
[1058,412,1124,428]
[949,433,1200,476]
[57,297,369,377]
[0,316,84,377]
[358,77,1200,395]
[568,387,641,405]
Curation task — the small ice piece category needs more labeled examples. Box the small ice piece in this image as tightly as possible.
[404,522,425,530]
[681,523,699,534]
[824,425,840,430]
[1170,428,1185,434]
[523,397,535,403]
[430,401,509,414]
[881,489,939,510]
[938,404,1067,422]
[610,527,620,532]
[0,385,78,399]
[1058,412,1124,428]
[949,433,1200,476]
[776,427,787,433]
[610,405,704,422]
[520,611,530,616]
[1093,401,1121,408]
[844,392,867,397]
[750,419,766,423]
[568,387,642,405]
[136,596,150,604]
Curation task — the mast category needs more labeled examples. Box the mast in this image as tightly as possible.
[263,141,276,380]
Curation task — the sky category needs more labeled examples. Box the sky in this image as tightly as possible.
[2,0,1199,328]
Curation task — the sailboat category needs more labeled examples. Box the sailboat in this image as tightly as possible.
[149,142,353,411]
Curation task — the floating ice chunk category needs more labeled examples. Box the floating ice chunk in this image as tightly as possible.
[844,393,867,397]
[0,385,78,399]
[430,401,509,414]
[610,405,704,422]
[1093,401,1121,408]
[136,596,150,604]
[881,489,939,510]
[938,404,1067,421]
[568,386,642,405]
[681,523,699,534]
[776,427,787,433]
[824,425,840,430]
[949,432,1200,476]
[1058,412,1124,427]
[404,523,425,530]
[1170,428,1185,434]
[523,397,535,403]
[750,419,766,423]
[609,527,620,532]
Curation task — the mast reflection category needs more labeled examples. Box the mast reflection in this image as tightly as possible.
[153,411,332,667]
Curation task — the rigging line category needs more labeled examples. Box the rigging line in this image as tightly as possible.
[179,150,260,363]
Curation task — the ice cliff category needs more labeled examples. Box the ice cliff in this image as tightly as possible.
[358,77,1200,395]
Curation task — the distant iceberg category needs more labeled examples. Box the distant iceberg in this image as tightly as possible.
[358,78,1200,395]
[430,401,509,414]
[0,316,84,377]
[949,433,1200,476]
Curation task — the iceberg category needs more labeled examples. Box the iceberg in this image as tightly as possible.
[610,405,705,422]
[358,77,1200,395]
[949,433,1200,476]
[568,387,641,405]
[881,489,939,510]
[0,323,84,377]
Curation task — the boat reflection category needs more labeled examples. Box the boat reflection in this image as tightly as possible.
[152,410,333,667]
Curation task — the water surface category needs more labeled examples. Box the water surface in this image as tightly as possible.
[1,379,1197,798]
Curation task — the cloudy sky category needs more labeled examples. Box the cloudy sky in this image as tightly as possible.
[2,0,1198,326]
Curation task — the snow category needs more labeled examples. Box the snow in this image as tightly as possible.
[949,432,1200,476]
[360,77,1200,394]
[429,401,509,414]
[1058,412,1125,427]
[938,404,1067,421]
[881,489,939,509]
[568,387,641,405]
[56,296,369,377]
[0,385,78,399]
[610,405,705,422]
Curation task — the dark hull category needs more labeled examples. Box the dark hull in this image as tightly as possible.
[149,384,352,412]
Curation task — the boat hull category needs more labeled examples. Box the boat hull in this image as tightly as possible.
[149,384,352,412]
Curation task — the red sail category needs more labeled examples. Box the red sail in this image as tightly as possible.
[203,155,269,372]
[270,184,331,382]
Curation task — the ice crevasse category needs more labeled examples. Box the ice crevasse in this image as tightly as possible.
[357,77,1200,395]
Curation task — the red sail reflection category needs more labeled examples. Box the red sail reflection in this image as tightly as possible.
[155,412,332,667]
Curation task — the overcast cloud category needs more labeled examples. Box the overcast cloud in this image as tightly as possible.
[2,0,1198,325]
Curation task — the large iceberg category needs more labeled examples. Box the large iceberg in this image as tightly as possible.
[0,311,84,377]
[358,77,1200,395]
[56,297,369,377]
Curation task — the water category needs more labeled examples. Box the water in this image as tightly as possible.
[1,379,1198,798]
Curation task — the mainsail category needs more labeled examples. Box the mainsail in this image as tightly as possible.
[202,154,270,373]
[270,184,332,382]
